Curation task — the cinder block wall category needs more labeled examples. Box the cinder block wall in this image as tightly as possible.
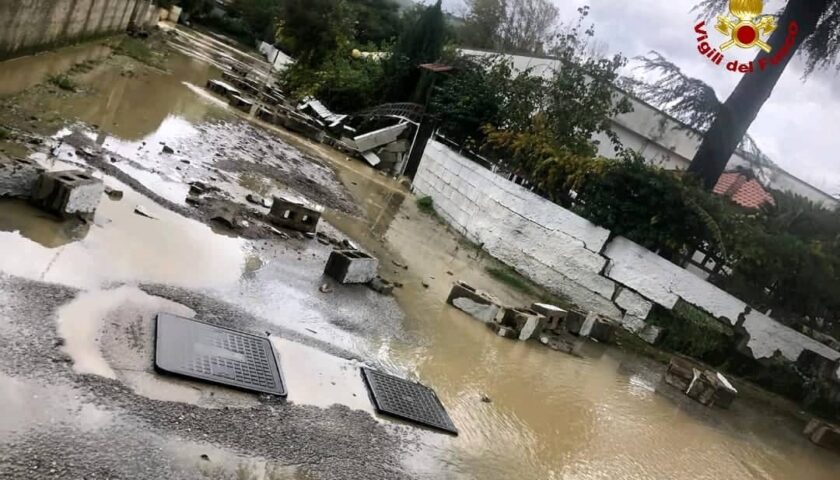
[415,140,840,364]
[0,0,157,61]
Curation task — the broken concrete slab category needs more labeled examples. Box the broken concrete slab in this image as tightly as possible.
[805,419,840,453]
[614,288,653,319]
[0,154,44,198]
[268,197,322,234]
[446,281,505,324]
[350,123,408,152]
[324,250,379,284]
[361,151,381,167]
[31,170,104,219]
[531,303,567,333]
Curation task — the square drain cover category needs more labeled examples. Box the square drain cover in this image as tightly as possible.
[361,367,457,435]
[155,313,286,396]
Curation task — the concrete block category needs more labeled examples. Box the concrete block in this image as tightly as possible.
[805,419,840,453]
[206,79,241,99]
[324,250,378,284]
[584,314,616,343]
[713,372,738,408]
[500,308,546,341]
[564,310,588,335]
[31,170,104,219]
[615,288,653,319]
[0,155,44,198]
[446,281,504,324]
[664,357,698,391]
[229,95,254,113]
[488,322,518,340]
[531,303,567,333]
[268,197,322,233]
[685,369,718,406]
[638,324,663,345]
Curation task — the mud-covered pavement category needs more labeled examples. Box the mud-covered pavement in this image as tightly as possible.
[2,26,840,480]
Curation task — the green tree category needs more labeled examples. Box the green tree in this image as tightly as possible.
[347,0,401,45]
[687,0,840,189]
[231,0,281,42]
[383,0,447,101]
[459,0,506,50]
[275,0,354,67]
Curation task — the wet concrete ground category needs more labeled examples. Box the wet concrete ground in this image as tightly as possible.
[1,26,840,480]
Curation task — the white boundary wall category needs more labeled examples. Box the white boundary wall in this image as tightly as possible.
[415,140,840,364]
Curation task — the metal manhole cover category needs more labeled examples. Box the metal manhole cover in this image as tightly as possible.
[361,367,457,435]
[155,313,286,396]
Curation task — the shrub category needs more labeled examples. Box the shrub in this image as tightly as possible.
[46,74,77,91]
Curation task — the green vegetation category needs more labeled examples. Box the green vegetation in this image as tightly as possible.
[649,302,735,367]
[113,37,162,68]
[46,74,77,91]
[416,195,435,214]
[0,127,10,140]
[484,265,571,307]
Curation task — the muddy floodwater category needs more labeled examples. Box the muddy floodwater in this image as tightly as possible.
[1,28,839,480]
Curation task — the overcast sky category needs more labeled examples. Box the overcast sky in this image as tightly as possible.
[443,0,840,195]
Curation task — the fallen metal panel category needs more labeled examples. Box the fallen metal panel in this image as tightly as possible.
[361,367,457,435]
[155,313,286,396]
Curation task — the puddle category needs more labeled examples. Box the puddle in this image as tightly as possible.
[0,373,112,436]
[271,338,373,414]
[166,438,312,480]
[0,177,246,290]
[0,43,112,97]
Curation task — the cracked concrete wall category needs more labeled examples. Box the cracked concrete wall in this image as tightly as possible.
[416,141,840,365]
[414,141,619,318]
[0,0,156,61]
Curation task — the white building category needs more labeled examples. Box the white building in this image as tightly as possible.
[459,49,839,208]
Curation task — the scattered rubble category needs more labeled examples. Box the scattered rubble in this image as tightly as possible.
[161,145,174,154]
[324,250,379,284]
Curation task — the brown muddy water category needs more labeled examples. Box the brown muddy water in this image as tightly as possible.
[1,29,839,480]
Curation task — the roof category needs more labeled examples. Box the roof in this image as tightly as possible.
[713,171,775,209]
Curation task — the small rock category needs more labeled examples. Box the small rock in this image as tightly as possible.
[105,186,123,201]
[162,145,174,154]
[54,338,66,347]
[304,232,316,239]
[186,195,204,206]
[446,271,454,276]
[246,193,265,206]
[134,205,156,219]
[392,260,408,270]
[368,276,394,295]
[319,283,333,294]
[480,394,492,403]
[180,159,190,164]
[200,454,210,461]
[421,280,430,288]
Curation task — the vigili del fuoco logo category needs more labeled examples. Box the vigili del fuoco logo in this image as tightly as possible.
[694,0,798,73]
